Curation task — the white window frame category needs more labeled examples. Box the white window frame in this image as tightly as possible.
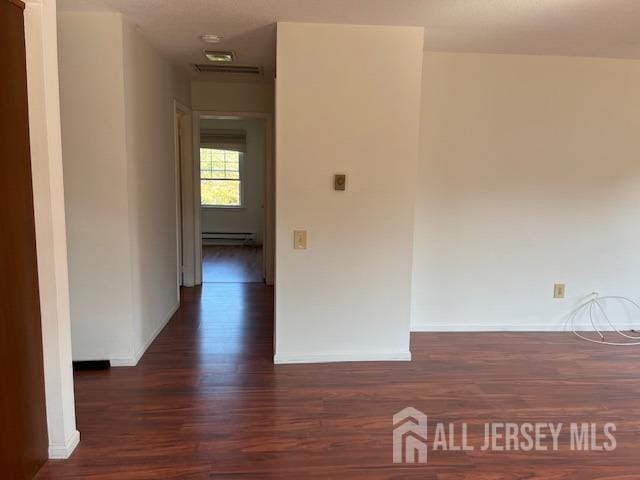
[199,148,245,209]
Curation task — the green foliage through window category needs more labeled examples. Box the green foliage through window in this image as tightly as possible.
[200,148,241,206]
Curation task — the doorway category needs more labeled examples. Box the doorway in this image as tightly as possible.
[179,111,274,287]
[199,117,265,283]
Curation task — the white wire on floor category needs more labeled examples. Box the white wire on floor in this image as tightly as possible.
[569,293,640,346]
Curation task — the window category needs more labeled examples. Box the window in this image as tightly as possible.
[200,148,242,207]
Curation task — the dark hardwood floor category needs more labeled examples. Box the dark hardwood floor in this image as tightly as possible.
[202,245,263,283]
[36,283,640,479]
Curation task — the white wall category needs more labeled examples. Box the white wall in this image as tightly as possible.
[25,0,79,459]
[172,67,192,108]
[411,52,640,331]
[200,118,265,244]
[274,22,424,363]
[58,12,188,364]
[191,81,273,113]
[122,21,182,359]
[58,12,134,361]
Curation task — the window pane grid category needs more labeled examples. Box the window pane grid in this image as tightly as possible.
[200,148,242,206]
[200,148,240,180]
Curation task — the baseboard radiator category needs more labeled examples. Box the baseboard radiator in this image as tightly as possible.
[202,231,256,246]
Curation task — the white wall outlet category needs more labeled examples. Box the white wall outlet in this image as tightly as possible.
[293,230,307,250]
[553,283,565,299]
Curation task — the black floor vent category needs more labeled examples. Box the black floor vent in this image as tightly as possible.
[73,360,111,371]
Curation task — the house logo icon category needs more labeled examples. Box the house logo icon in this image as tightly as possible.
[393,407,428,464]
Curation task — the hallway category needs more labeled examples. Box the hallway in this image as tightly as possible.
[35,282,640,478]
[36,283,274,479]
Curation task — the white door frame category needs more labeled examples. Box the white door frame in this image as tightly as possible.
[174,100,197,287]
[192,110,275,285]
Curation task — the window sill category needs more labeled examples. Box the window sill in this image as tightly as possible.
[201,205,246,210]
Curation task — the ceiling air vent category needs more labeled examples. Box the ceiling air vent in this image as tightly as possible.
[193,64,263,75]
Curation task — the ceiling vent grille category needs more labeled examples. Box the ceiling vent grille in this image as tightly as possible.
[193,64,263,75]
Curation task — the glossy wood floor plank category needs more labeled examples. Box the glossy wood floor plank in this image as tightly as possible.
[36,283,640,479]
[202,245,262,283]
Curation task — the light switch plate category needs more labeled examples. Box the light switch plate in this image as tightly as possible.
[334,174,346,191]
[293,230,307,250]
[553,283,565,299]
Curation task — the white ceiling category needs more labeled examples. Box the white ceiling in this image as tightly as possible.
[58,0,640,82]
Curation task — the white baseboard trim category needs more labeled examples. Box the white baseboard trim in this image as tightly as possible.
[274,351,412,365]
[48,429,80,459]
[412,323,551,332]
[110,301,180,367]
[109,356,138,367]
[411,321,577,332]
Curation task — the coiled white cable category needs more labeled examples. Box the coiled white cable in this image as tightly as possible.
[569,293,640,346]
